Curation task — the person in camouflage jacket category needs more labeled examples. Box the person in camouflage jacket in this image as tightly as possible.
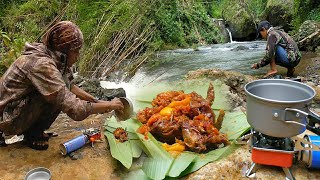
[0,21,124,150]
[251,21,301,77]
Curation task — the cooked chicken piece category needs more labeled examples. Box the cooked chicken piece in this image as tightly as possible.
[136,84,228,153]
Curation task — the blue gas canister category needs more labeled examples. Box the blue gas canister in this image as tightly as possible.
[301,135,320,169]
[59,134,88,155]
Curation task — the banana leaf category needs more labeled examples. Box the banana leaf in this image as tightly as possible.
[104,118,142,168]
[167,152,197,177]
[132,79,232,111]
[105,113,248,179]
[105,79,250,179]
[124,169,150,180]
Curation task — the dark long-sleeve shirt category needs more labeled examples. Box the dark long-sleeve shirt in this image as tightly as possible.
[257,27,301,68]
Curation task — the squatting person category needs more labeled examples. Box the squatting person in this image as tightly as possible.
[251,20,301,78]
[0,21,124,150]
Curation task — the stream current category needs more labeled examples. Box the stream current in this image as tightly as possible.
[129,41,266,85]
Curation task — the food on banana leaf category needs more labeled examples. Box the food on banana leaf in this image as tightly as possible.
[162,139,186,157]
[113,127,128,142]
[137,83,229,153]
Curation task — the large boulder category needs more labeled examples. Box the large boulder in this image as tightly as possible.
[296,20,320,52]
[265,0,294,32]
[73,76,126,100]
[223,0,256,41]
[212,18,230,43]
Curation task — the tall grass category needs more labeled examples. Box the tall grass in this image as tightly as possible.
[1,0,318,78]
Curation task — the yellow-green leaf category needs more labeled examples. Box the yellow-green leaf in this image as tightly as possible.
[167,152,197,177]
[105,132,133,169]
[124,169,151,180]
[142,158,172,180]
[220,111,250,140]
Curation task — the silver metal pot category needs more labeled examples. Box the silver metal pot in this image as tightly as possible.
[25,167,51,180]
[114,97,133,121]
[244,79,316,137]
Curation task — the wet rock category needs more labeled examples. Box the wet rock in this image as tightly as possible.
[231,45,249,51]
[316,46,320,55]
[265,0,294,32]
[250,44,259,49]
[185,68,257,108]
[299,58,320,103]
[69,151,83,160]
[73,76,126,100]
[212,18,230,43]
[296,20,320,51]
[223,0,256,41]
[300,58,320,86]
[63,123,69,128]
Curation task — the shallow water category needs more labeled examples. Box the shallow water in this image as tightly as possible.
[129,41,266,85]
[101,41,318,99]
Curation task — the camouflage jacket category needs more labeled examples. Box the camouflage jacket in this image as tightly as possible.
[257,27,301,68]
[0,43,91,121]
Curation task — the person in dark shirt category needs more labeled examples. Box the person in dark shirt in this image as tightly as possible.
[251,21,301,77]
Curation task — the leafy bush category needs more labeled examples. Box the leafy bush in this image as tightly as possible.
[291,0,320,31]
[307,8,320,21]
[0,31,25,75]
[1,0,319,77]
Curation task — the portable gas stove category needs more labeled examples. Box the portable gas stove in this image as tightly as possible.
[243,79,320,179]
[245,130,296,180]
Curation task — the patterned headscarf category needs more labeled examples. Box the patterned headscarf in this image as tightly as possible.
[42,21,83,53]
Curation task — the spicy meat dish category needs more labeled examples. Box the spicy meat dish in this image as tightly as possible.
[113,127,129,142]
[137,83,229,153]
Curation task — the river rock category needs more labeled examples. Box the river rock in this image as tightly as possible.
[296,20,320,51]
[231,45,249,51]
[73,76,126,100]
[299,57,320,103]
[223,0,256,41]
[212,19,230,43]
[185,68,257,108]
[265,0,294,32]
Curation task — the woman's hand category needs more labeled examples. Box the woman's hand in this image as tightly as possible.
[107,98,124,111]
[90,98,124,114]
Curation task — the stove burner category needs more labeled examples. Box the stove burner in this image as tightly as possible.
[246,130,297,180]
[252,132,294,151]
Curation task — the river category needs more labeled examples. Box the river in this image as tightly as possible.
[129,41,266,86]
[100,41,318,99]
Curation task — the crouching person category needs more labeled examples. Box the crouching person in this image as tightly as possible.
[0,21,124,150]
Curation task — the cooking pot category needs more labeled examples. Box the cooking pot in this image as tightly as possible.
[244,79,318,137]
[24,167,51,180]
[114,97,133,121]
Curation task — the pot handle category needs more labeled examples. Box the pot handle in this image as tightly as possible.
[306,109,320,135]
[273,108,320,134]
[283,120,306,127]
[272,108,308,127]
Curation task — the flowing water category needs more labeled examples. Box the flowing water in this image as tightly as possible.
[101,41,265,99]
[129,41,266,85]
[101,41,318,100]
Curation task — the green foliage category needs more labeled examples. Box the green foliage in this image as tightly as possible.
[150,1,187,48]
[0,0,63,75]
[306,8,320,21]
[246,0,267,21]
[0,31,26,75]
[291,0,320,31]
[1,0,62,42]
[149,0,225,49]
[210,0,226,18]
[1,0,319,77]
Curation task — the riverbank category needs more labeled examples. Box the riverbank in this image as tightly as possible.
[0,52,319,179]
